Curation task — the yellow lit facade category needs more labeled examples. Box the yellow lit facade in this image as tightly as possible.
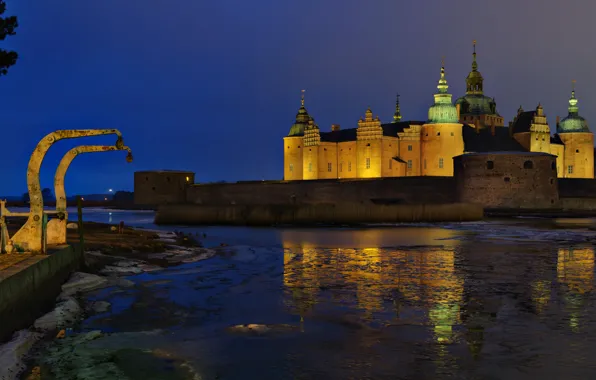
[283,43,594,180]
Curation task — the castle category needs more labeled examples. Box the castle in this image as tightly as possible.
[283,42,594,181]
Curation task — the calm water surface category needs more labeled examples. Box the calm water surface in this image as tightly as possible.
[38,209,596,379]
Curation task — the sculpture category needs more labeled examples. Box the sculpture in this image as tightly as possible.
[8,129,128,252]
[46,144,133,245]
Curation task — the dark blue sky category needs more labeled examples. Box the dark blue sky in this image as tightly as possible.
[1,0,594,195]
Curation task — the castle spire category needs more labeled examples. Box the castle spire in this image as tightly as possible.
[472,40,478,72]
[569,80,579,115]
[437,57,449,94]
[301,89,305,107]
[393,93,402,123]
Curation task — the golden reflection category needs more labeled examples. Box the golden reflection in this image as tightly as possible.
[282,232,463,343]
[557,247,595,294]
[531,280,551,315]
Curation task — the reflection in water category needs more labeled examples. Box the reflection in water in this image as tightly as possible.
[557,246,595,332]
[282,229,463,345]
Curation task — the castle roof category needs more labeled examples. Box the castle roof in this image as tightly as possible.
[509,110,536,134]
[319,121,425,142]
[462,124,526,152]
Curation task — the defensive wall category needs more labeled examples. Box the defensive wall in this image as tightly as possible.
[185,177,457,206]
[454,152,559,209]
[0,245,83,343]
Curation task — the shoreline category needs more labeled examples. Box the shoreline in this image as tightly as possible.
[0,222,217,380]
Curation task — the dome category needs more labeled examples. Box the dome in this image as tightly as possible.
[455,94,498,116]
[428,65,458,124]
[558,90,590,133]
[287,91,311,136]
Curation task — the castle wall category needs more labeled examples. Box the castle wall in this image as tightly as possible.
[318,143,338,179]
[303,145,319,180]
[186,177,458,207]
[381,137,399,177]
[559,132,594,179]
[421,123,464,176]
[550,143,565,177]
[134,171,194,206]
[357,140,382,178]
[454,152,558,209]
[338,141,357,179]
[283,136,303,180]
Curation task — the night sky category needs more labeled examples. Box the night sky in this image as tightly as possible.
[1,0,594,195]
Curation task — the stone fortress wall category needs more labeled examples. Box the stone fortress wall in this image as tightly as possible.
[134,170,194,206]
[454,152,559,209]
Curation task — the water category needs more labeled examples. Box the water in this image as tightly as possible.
[35,209,596,379]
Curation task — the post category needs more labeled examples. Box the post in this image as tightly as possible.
[77,196,84,254]
[41,213,48,254]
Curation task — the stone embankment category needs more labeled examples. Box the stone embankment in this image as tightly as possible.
[155,202,484,225]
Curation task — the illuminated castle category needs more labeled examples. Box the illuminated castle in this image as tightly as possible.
[283,42,594,180]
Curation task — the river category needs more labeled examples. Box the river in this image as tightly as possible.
[31,208,596,379]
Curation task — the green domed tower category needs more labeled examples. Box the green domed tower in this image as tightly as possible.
[558,86,590,133]
[427,63,459,123]
[454,41,503,128]
[287,90,311,137]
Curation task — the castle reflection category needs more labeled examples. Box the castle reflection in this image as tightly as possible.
[557,246,595,332]
[281,228,464,343]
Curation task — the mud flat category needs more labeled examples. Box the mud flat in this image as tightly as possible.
[155,202,484,226]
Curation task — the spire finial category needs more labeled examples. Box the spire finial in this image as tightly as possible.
[301,89,305,107]
[441,55,445,68]
[471,40,478,71]
[393,93,402,123]
[569,80,579,114]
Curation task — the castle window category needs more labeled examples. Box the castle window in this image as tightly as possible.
[523,160,533,169]
[289,164,294,172]
[348,162,352,171]
[367,143,371,147]
[451,132,454,136]
[576,149,580,153]
[366,158,371,169]
[298,146,301,148]
[145,176,149,181]
[408,145,412,151]
[437,132,441,136]
[439,158,444,168]
[407,160,412,169]
[340,163,343,172]
[568,165,573,174]
[324,148,327,151]
[287,146,290,149]
[389,160,392,169]
[424,159,427,169]
[550,178,555,185]
[308,162,312,172]
[152,187,156,191]
[328,163,332,172]
[504,177,510,183]
[487,160,494,170]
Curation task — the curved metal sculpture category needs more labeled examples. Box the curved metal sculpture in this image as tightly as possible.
[47,145,132,244]
[46,144,133,245]
[10,129,125,252]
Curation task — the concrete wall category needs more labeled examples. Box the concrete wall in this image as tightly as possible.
[134,171,194,206]
[0,245,83,343]
[454,152,558,209]
[155,202,483,226]
[186,177,457,207]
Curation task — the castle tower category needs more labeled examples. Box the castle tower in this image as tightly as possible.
[392,94,402,123]
[421,61,464,176]
[283,90,309,180]
[302,117,321,180]
[557,83,594,178]
[356,107,383,178]
[455,41,503,128]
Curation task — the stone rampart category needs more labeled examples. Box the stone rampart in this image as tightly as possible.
[185,177,457,206]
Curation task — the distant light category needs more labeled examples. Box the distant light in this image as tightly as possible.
[104,197,107,201]
[109,212,112,215]
[108,189,113,192]
[185,176,190,182]
[81,197,84,201]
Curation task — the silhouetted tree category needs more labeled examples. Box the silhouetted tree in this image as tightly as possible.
[0,1,18,76]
